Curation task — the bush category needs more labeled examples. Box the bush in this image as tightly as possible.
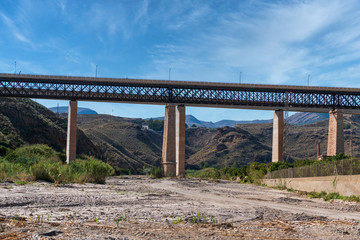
[346,195,360,202]
[248,162,267,184]
[76,157,115,184]
[30,156,114,184]
[5,144,58,170]
[323,192,341,201]
[268,162,293,172]
[0,144,114,184]
[0,158,29,182]
[308,191,327,199]
[187,168,221,180]
[30,159,70,184]
[148,118,164,131]
[150,166,164,178]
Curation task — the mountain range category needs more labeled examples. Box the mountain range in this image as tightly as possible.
[153,112,330,128]
[49,106,98,115]
[51,106,329,127]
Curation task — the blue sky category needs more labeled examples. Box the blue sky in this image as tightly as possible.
[1,0,360,122]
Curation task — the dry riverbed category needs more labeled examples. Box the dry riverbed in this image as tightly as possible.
[1,176,360,239]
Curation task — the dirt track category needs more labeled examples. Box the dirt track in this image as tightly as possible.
[1,176,360,239]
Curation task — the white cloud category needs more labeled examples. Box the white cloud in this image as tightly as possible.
[144,0,360,87]
[0,11,32,44]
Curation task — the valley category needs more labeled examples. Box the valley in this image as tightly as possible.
[1,98,360,173]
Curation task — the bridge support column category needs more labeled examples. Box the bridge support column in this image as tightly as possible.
[162,104,176,176]
[66,100,77,164]
[176,105,185,177]
[272,110,284,162]
[327,109,344,156]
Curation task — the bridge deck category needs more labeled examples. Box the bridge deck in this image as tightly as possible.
[1,73,360,114]
[1,73,359,93]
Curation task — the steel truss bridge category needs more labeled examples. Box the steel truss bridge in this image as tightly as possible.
[1,73,360,113]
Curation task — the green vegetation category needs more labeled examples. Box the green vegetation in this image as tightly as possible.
[0,144,114,184]
[186,153,351,184]
[277,187,360,202]
[307,191,360,202]
[174,217,183,224]
[147,118,164,131]
[267,153,350,173]
[187,160,272,184]
[150,166,164,178]
[309,191,359,202]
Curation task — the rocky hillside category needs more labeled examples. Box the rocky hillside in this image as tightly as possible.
[77,115,163,173]
[187,126,272,167]
[287,112,329,125]
[0,98,99,157]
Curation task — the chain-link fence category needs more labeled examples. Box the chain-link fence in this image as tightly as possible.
[266,158,360,179]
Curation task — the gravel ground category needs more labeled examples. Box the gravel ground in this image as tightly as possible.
[1,176,360,239]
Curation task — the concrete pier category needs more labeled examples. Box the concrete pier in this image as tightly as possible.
[327,109,344,156]
[162,104,176,176]
[272,110,284,162]
[66,100,78,164]
[176,105,186,177]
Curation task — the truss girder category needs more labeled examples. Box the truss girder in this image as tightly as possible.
[1,78,360,110]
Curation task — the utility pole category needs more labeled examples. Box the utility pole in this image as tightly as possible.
[239,71,242,84]
[169,68,171,80]
[14,61,16,74]
[307,74,310,86]
[350,129,353,157]
[96,65,98,77]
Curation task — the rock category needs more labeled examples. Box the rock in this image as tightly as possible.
[39,230,63,236]
[0,223,5,232]
[216,143,227,151]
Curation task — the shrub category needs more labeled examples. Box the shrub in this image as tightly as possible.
[69,157,115,184]
[323,192,341,201]
[347,195,360,202]
[83,157,115,183]
[0,159,28,182]
[248,162,267,184]
[5,144,58,170]
[30,157,114,184]
[189,168,221,180]
[308,191,321,198]
[150,166,164,178]
[30,159,63,182]
[0,144,113,184]
[268,162,293,172]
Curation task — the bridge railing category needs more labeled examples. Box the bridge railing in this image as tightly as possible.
[265,158,360,179]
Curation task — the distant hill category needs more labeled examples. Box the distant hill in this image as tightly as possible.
[153,112,329,128]
[153,115,270,128]
[49,106,98,115]
[287,112,329,125]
